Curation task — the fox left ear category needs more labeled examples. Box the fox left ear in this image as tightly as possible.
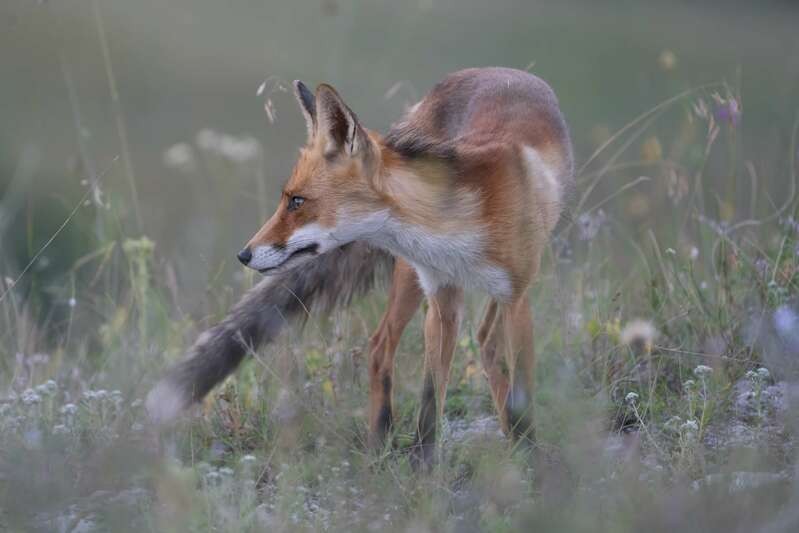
[293,80,316,140]
[315,84,371,159]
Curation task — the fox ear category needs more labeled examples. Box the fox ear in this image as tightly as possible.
[293,80,316,140]
[315,84,369,158]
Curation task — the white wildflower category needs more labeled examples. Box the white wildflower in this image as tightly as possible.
[240,454,257,466]
[205,471,222,485]
[680,419,699,433]
[218,467,234,477]
[36,380,57,396]
[693,365,713,378]
[665,247,676,256]
[625,392,639,405]
[665,415,682,431]
[163,142,197,173]
[196,128,220,152]
[60,403,78,416]
[220,135,260,163]
[130,398,144,409]
[68,297,77,308]
[53,424,69,435]
[131,422,144,432]
[21,389,41,406]
[756,367,770,380]
[683,379,696,390]
[195,127,261,163]
[689,246,699,261]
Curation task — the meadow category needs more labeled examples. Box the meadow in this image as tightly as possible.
[2,1,799,531]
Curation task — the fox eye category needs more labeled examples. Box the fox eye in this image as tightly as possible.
[287,195,305,212]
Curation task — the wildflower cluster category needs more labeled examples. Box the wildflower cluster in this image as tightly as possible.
[624,392,639,405]
[163,128,263,175]
[196,128,261,163]
[745,367,772,423]
[658,365,720,473]
[0,381,142,450]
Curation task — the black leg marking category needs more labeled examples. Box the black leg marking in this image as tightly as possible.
[506,383,535,444]
[412,373,437,470]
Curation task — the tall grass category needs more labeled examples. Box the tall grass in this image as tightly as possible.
[2,79,799,531]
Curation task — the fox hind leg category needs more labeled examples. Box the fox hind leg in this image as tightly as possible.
[505,294,536,442]
[479,293,536,442]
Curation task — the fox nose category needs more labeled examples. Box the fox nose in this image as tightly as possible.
[237,247,252,266]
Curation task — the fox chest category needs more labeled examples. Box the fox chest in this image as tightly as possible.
[371,220,512,299]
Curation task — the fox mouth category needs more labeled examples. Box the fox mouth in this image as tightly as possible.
[258,243,319,274]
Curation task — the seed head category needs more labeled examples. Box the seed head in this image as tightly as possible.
[620,319,658,353]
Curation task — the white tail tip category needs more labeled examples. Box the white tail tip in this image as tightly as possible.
[145,379,188,426]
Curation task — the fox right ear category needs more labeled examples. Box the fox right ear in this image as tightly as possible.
[293,80,316,139]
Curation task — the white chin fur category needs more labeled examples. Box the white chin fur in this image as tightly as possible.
[145,379,188,425]
[247,223,337,272]
[256,251,316,276]
[248,244,290,272]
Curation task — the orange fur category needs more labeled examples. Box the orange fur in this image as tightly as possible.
[241,68,573,461]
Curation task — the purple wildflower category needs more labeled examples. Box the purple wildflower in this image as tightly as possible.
[754,257,770,278]
[712,95,741,126]
[781,216,799,235]
[696,214,729,236]
[551,235,573,262]
[577,209,607,241]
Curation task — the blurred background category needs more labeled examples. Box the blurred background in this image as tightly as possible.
[2,0,798,320]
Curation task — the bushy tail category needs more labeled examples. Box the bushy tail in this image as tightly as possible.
[145,243,394,424]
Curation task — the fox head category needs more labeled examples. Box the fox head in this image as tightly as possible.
[238,81,386,274]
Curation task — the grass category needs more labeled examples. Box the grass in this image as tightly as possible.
[2,84,799,532]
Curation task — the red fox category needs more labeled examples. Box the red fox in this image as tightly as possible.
[147,67,573,462]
